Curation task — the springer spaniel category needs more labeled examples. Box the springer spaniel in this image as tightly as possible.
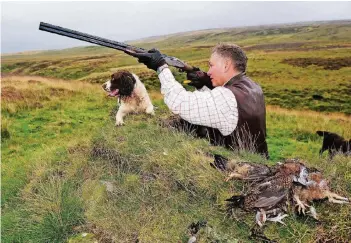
[102,71,154,126]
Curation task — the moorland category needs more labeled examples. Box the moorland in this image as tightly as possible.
[1,20,351,242]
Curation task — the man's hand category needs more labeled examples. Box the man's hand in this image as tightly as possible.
[130,48,166,71]
[186,67,214,90]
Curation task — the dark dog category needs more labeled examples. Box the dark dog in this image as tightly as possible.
[316,131,351,158]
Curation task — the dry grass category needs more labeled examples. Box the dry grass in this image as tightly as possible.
[1,75,99,92]
[1,75,103,114]
[267,105,351,121]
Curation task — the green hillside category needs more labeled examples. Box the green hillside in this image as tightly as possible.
[3,20,351,114]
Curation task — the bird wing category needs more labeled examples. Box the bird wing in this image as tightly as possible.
[254,189,288,208]
[246,164,271,181]
[212,154,229,171]
[233,163,271,181]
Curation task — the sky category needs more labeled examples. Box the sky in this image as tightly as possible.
[1,1,351,54]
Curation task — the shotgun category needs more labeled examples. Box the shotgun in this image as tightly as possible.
[39,22,195,72]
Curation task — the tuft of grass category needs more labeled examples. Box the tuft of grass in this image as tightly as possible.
[1,144,90,243]
[1,117,11,141]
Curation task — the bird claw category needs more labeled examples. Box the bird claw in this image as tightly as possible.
[297,205,304,214]
[327,193,350,204]
[294,195,309,215]
[256,210,288,227]
[295,202,308,215]
[266,213,289,226]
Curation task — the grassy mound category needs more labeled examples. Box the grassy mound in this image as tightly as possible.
[2,76,350,242]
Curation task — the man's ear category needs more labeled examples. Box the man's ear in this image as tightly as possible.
[223,59,232,73]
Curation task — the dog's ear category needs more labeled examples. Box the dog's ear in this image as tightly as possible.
[125,72,136,85]
[112,72,120,81]
[118,71,136,85]
[316,131,325,136]
[112,71,137,97]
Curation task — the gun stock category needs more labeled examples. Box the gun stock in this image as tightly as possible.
[39,22,195,72]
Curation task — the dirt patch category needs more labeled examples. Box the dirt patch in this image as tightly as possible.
[0,73,12,78]
[1,86,25,101]
[158,114,182,129]
[91,143,122,166]
[281,57,351,70]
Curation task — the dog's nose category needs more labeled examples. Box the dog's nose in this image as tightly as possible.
[102,83,107,89]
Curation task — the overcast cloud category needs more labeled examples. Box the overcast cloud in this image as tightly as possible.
[1,1,350,54]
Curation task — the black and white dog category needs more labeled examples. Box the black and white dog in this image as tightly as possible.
[102,71,154,126]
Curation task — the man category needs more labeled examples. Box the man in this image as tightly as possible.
[132,44,269,159]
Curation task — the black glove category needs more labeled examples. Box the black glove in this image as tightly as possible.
[130,48,166,71]
[186,67,214,90]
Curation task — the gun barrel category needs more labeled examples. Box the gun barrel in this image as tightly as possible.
[39,22,195,72]
[39,22,146,53]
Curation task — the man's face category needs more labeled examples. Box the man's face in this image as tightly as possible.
[207,53,228,87]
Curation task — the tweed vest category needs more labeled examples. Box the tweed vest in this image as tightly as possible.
[195,72,269,158]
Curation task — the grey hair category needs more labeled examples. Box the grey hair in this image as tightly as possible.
[212,43,248,72]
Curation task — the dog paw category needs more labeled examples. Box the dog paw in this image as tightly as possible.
[115,120,125,126]
[146,107,155,116]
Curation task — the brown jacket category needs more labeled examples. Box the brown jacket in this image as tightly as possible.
[179,73,269,158]
[224,72,268,158]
